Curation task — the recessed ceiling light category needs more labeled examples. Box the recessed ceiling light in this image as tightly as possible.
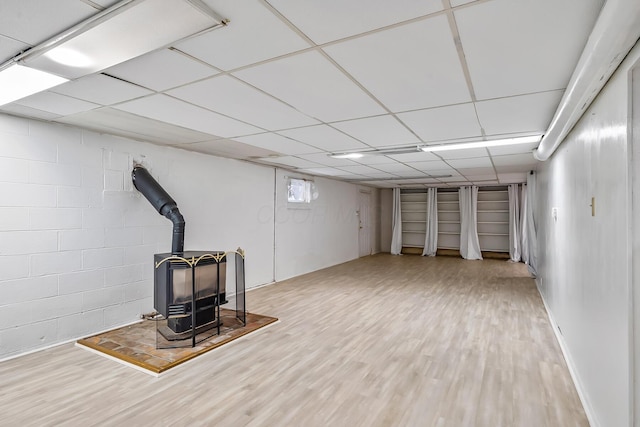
[44,48,93,68]
[14,0,227,79]
[419,135,542,152]
[329,152,364,159]
[0,63,68,106]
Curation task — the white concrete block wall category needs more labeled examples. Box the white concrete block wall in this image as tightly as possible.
[0,114,277,359]
[0,114,377,360]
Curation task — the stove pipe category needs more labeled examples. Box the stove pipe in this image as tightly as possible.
[131,166,185,254]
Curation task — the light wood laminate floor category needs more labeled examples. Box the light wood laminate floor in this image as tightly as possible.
[0,254,587,426]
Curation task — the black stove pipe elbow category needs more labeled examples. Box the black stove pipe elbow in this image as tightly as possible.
[131,166,185,254]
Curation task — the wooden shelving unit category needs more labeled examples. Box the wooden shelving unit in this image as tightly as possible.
[400,187,510,254]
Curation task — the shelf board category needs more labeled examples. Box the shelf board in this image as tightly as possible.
[402,231,426,234]
[478,233,509,237]
[438,231,460,235]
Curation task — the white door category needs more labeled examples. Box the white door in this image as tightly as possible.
[358,191,371,257]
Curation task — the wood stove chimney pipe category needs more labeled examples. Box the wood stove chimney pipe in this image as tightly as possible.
[131,166,185,254]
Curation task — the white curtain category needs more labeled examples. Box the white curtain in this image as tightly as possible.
[390,187,403,255]
[523,172,538,275]
[459,186,483,260]
[520,183,529,264]
[422,187,438,256]
[507,184,521,262]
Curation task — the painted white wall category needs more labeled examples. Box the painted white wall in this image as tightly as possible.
[535,42,640,427]
[0,115,374,360]
[632,64,640,427]
[273,169,359,281]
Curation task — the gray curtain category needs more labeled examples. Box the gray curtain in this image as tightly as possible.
[422,187,438,256]
[459,186,482,260]
[390,188,403,255]
[508,184,521,262]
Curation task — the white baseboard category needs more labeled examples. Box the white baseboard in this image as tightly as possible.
[535,277,599,427]
[0,319,142,364]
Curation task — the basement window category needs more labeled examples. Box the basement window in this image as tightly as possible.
[288,178,311,203]
[287,177,319,207]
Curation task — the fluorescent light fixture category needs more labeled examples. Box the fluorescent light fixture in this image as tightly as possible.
[0,63,68,106]
[45,48,93,68]
[330,152,364,159]
[17,0,227,79]
[419,135,542,152]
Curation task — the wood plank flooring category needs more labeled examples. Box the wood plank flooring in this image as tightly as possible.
[0,254,588,426]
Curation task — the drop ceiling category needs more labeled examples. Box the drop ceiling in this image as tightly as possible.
[0,0,605,187]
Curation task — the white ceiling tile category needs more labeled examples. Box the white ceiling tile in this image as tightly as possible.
[0,104,62,121]
[337,165,389,175]
[234,133,320,155]
[105,49,218,91]
[233,50,385,122]
[55,107,217,145]
[297,167,350,177]
[167,75,318,131]
[437,147,488,160]
[447,157,493,169]
[176,0,310,70]
[181,138,280,159]
[487,141,539,156]
[331,115,419,147]
[334,173,367,179]
[451,0,477,6]
[268,0,442,44]
[278,125,368,152]
[90,0,120,7]
[455,0,604,99]
[386,151,439,162]
[491,153,539,167]
[438,176,470,182]
[295,153,359,167]
[114,94,260,137]
[476,91,563,135]
[362,172,401,179]
[354,155,397,165]
[397,103,482,141]
[324,16,471,112]
[371,163,423,174]
[458,167,495,176]
[498,173,527,183]
[0,35,28,64]
[257,156,320,169]
[0,1,96,45]
[14,92,99,116]
[405,160,454,170]
[51,74,153,105]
